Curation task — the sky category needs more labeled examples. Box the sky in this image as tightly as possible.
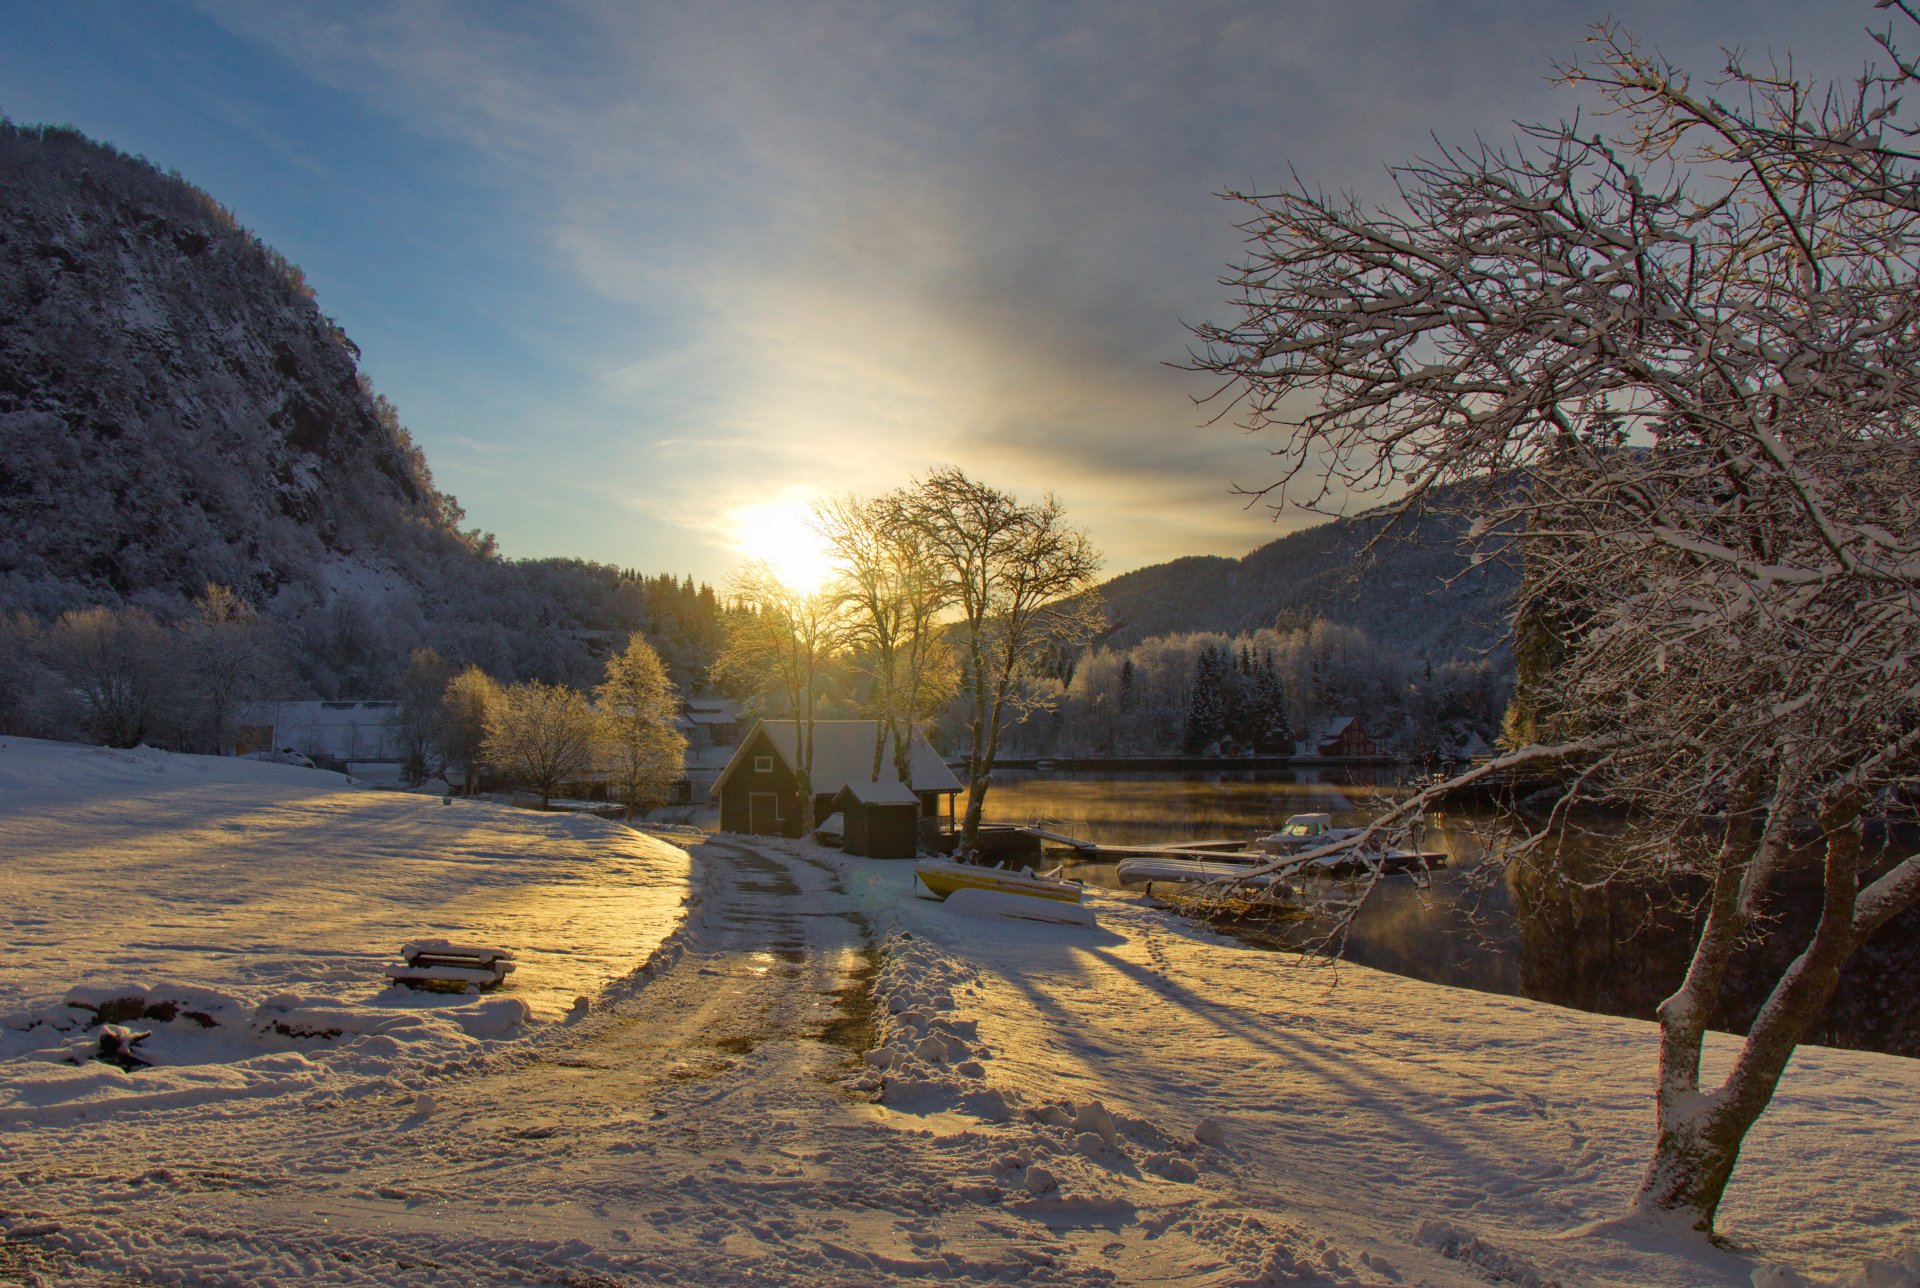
[0,1,1881,586]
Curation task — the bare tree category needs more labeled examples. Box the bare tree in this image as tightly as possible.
[181,584,270,755]
[50,606,178,748]
[908,469,1101,848]
[597,632,686,820]
[816,491,956,786]
[711,563,849,833]
[1189,12,1920,1233]
[484,680,604,809]
[394,647,451,783]
[441,665,500,797]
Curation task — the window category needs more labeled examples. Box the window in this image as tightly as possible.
[753,756,773,773]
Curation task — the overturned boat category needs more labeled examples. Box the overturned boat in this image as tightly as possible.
[914,858,1085,904]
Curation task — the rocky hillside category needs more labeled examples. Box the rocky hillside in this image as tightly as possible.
[0,120,472,617]
[1095,490,1518,667]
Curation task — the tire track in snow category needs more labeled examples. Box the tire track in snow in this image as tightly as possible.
[12,837,1118,1286]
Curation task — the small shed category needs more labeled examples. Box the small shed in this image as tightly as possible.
[830,778,922,859]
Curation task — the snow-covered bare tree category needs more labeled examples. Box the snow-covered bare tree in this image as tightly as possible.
[483,680,604,810]
[596,632,686,820]
[49,606,179,748]
[441,665,500,797]
[908,468,1101,847]
[1190,11,1920,1234]
[182,584,270,756]
[711,563,849,834]
[817,491,956,786]
[395,647,452,783]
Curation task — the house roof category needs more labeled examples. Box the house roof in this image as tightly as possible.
[710,720,963,799]
[1320,716,1356,740]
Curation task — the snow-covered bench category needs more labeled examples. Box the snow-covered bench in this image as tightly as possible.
[385,940,516,991]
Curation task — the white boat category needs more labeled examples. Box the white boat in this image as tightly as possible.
[1273,847,1449,877]
[1114,857,1296,893]
[914,858,1085,904]
[1254,813,1365,855]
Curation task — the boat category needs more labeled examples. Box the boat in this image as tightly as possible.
[914,858,1086,904]
[1114,857,1297,893]
[1253,812,1365,855]
[1272,847,1449,878]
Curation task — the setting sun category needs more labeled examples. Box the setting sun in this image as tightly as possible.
[731,496,835,592]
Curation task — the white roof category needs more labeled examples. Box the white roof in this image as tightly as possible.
[1320,716,1356,740]
[836,776,921,807]
[714,720,963,798]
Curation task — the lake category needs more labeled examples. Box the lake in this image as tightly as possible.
[967,766,1920,1058]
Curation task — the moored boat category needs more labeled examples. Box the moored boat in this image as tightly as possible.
[1273,847,1449,877]
[914,858,1086,904]
[1253,813,1365,855]
[1114,857,1297,893]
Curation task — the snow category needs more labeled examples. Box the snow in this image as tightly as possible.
[3,736,1916,1286]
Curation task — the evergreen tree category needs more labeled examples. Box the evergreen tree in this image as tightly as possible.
[1182,646,1227,754]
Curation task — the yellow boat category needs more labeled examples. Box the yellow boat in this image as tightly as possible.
[914,858,1085,904]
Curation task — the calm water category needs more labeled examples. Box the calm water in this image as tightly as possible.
[967,768,1920,1057]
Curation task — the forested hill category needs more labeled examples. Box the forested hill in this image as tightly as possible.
[0,120,723,695]
[0,120,474,614]
[1094,493,1517,667]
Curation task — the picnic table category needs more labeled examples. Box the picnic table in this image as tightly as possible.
[385,940,516,991]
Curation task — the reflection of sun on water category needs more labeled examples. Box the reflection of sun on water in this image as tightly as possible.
[733,497,834,593]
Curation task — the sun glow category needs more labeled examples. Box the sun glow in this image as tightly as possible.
[732,496,835,593]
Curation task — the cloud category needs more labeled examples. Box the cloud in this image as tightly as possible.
[192,0,1882,579]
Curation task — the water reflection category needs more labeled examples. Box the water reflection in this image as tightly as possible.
[969,769,1919,1058]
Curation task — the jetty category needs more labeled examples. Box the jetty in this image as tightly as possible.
[1022,824,1269,865]
[1019,821,1447,878]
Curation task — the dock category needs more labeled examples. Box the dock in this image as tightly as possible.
[1022,825,1269,865]
[1018,822,1447,878]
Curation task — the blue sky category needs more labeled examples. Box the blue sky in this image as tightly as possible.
[0,1,1874,584]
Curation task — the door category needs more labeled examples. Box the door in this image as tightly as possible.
[749,792,778,834]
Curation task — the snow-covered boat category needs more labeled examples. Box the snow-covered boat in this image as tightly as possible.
[1253,813,1365,854]
[914,858,1085,904]
[1114,857,1296,893]
[1273,847,1449,877]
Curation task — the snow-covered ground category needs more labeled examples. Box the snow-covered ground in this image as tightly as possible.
[0,737,688,1130]
[2,737,1916,1286]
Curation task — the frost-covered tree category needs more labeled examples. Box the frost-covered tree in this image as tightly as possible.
[817,492,955,785]
[395,647,452,783]
[441,665,501,797]
[1190,11,1920,1233]
[596,632,686,819]
[712,564,849,834]
[909,468,1101,847]
[49,605,178,748]
[1183,646,1228,754]
[483,680,603,810]
[182,584,270,756]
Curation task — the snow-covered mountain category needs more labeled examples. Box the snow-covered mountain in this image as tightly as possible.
[1094,492,1517,667]
[0,120,476,619]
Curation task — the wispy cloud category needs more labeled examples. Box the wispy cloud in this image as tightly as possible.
[192,0,1878,579]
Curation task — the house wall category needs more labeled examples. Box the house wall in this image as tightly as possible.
[858,803,920,859]
[717,726,803,837]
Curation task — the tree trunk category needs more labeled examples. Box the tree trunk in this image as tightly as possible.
[1636,793,1863,1231]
